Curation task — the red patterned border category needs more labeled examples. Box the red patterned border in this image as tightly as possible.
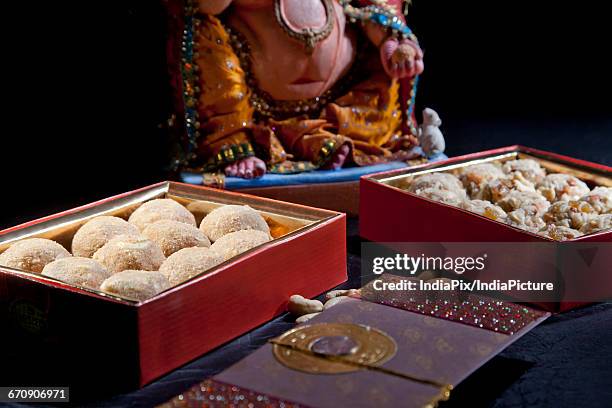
[158,379,307,408]
[361,274,548,335]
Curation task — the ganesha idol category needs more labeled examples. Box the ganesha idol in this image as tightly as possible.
[175,0,427,179]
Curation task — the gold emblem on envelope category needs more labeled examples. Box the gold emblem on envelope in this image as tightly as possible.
[271,323,398,374]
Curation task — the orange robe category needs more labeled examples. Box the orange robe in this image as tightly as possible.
[194,14,419,174]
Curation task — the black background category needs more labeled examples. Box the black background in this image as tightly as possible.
[2,0,611,227]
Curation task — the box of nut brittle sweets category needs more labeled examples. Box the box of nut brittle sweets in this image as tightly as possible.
[360,146,612,313]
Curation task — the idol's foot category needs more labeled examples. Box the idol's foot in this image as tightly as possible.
[321,143,351,170]
[224,156,267,179]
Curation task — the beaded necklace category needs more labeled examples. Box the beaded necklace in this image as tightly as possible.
[273,0,336,54]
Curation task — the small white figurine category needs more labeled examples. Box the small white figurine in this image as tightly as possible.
[419,108,446,156]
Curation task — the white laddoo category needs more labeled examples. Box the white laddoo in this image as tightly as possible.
[496,191,551,214]
[580,186,612,214]
[415,188,466,207]
[460,200,507,221]
[210,229,271,261]
[537,174,590,202]
[128,199,196,231]
[199,205,270,242]
[459,163,506,199]
[538,225,583,241]
[92,234,165,274]
[0,238,71,273]
[159,247,223,286]
[579,213,612,235]
[100,270,170,301]
[142,220,210,257]
[71,216,140,258]
[42,257,111,290]
[502,159,547,183]
[408,173,465,196]
[543,200,596,230]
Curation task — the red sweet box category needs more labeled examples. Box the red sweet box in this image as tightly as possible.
[0,182,347,397]
[360,146,612,312]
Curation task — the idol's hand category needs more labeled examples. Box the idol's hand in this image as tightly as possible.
[380,38,424,79]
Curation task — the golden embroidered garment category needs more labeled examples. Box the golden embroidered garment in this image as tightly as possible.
[194,14,419,174]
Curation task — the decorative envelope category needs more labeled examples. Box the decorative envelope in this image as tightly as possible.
[161,275,549,408]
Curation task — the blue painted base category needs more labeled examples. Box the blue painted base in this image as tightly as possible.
[181,149,448,189]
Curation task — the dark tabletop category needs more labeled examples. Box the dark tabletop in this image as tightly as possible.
[75,219,612,408]
[2,125,612,408]
[90,126,612,408]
